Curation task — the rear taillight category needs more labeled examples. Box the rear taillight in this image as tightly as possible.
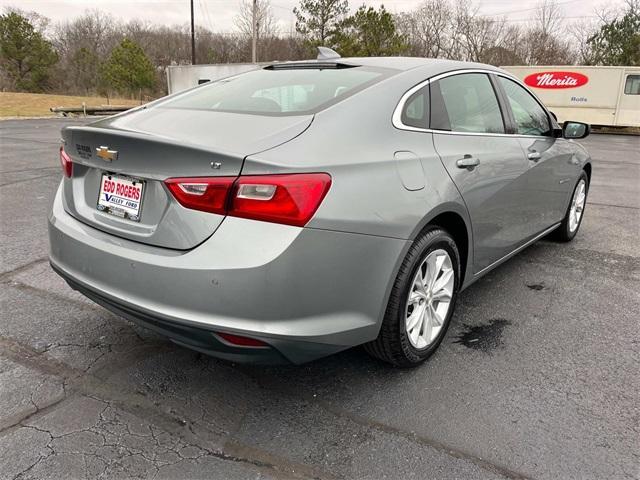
[165,173,331,227]
[165,177,235,215]
[230,173,331,227]
[59,146,73,178]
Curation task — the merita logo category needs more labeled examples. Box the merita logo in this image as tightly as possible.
[524,71,589,89]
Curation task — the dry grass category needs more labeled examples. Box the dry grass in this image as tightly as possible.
[592,125,640,135]
[0,92,143,117]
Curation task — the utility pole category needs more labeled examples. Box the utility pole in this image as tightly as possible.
[190,0,196,65]
[251,0,257,63]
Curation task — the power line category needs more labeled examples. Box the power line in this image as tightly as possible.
[499,14,599,22]
[478,0,583,17]
[200,0,214,31]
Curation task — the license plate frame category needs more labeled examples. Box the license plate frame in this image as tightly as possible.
[97,173,145,222]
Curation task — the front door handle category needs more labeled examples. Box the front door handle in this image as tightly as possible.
[456,155,480,169]
[527,151,541,161]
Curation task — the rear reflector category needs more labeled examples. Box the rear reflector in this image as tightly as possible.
[165,177,235,215]
[165,173,331,226]
[59,146,73,178]
[216,332,269,348]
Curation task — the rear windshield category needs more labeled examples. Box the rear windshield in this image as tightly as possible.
[160,66,391,116]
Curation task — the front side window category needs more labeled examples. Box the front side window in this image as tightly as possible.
[401,87,428,129]
[624,75,640,95]
[498,77,551,136]
[430,73,505,134]
[159,67,389,115]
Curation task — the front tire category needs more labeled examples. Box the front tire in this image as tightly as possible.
[364,227,460,367]
[554,171,589,242]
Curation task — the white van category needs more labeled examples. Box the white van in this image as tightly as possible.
[502,66,640,127]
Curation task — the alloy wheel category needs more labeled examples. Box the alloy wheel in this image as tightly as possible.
[569,179,587,233]
[405,249,454,349]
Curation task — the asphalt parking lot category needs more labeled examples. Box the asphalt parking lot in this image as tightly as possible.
[1,118,638,480]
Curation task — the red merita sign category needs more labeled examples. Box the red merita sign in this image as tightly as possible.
[524,71,589,89]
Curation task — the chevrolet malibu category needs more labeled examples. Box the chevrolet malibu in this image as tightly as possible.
[49,54,592,366]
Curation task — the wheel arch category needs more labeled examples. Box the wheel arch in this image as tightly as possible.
[583,162,592,184]
[410,203,473,288]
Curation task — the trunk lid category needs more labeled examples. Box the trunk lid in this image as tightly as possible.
[61,107,312,250]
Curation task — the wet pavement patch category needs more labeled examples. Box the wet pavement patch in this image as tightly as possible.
[453,319,511,352]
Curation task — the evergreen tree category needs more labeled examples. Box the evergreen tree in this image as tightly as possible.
[294,0,349,47]
[334,5,409,57]
[100,38,155,98]
[588,6,640,65]
[0,11,58,92]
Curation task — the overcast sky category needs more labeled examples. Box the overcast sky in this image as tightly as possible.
[1,0,627,33]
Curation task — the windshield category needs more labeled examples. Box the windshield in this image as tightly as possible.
[160,66,391,116]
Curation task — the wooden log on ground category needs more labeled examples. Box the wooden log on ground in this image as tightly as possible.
[50,105,134,115]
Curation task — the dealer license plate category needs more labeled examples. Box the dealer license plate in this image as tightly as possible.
[97,173,144,222]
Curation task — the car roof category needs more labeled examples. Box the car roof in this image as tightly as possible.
[273,56,503,74]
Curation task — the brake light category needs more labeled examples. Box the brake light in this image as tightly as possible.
[230,173,331,227]
[164,173,331,226]
[59,146,73,178]
[165,177,235,215]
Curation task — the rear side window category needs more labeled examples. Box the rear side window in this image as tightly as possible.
[160,67,390,115]
[401,87,429,129]
[430,73,504,134]
[498,77,551,136]
[624,75,640,95]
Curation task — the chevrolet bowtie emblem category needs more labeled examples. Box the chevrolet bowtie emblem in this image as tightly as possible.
[96,146,118,161]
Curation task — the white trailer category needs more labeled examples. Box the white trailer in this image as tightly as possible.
[166,64,262,95]
[502,66,640,127]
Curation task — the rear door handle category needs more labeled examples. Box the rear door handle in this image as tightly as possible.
[527,151,541,161]
[456,155,480,169]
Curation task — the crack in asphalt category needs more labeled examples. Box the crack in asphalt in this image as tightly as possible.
[0,172,60,188]
[587,201,640,210]
[11,401,299,480]
[0,335,328,480]
[239,370,529,480]
[1,278,107,317]
[0,166,60,175]
[0,135,61,145]
[0,257,49,281]
[526,244,640,279]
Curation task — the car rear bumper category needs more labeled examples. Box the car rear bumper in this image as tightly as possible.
[48,184,409,364]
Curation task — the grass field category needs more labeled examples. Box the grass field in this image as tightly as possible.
[0,92,143,117]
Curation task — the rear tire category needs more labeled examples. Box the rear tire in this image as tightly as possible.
[364,227,460,367]
[554,171,589,242]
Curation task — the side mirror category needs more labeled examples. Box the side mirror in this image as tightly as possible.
[563,121,590,140]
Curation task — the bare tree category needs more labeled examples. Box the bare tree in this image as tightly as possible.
[395,0,455,58]
[568,18,599,64]
[454,0,507,62]
[627,0,640,14]
[235,0,278,40]
[519,0,574,65]
[482,25,525,65]
[535,0,563,36]
[234,0,278,62]
[52,10,119,93]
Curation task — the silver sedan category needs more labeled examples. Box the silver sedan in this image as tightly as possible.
[49,54,591,366]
